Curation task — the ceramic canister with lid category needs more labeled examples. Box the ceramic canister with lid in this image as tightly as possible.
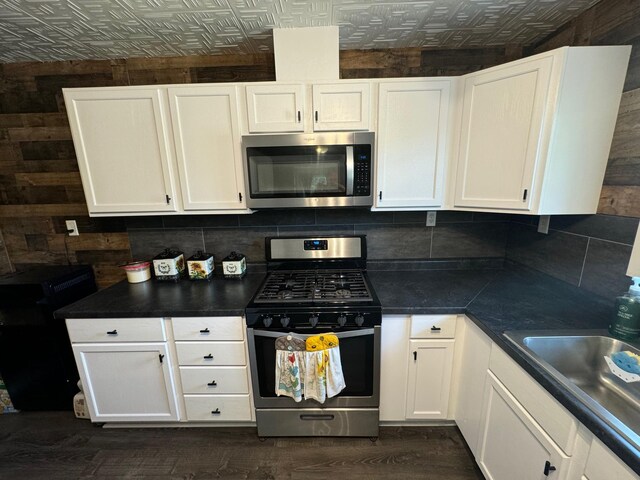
[187,251,214,280]
[222,251,246,279]
[152,249,185,281]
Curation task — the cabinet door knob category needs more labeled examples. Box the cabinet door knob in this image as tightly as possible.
[543,461,556,476]
[207,380,217,387]
[158,354,164,364]
[199,328,210,334]
[211,408,221,415]
[297,111,301,122]
[315,111,318,122]
[413,351,417,361]
[107,330,118,335]
[203,354,213,360]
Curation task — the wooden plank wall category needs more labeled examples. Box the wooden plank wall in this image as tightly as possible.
[0,47,520,287]
[531,0,640,217]
[0,0,637,287]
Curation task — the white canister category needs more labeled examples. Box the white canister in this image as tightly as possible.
[222,251,246,279]
[120,261,151,283]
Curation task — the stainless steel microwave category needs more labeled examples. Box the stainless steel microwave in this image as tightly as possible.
[242,132,374,209]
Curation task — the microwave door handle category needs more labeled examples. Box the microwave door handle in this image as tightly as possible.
[250,328,375,339]
[345,146,354,196]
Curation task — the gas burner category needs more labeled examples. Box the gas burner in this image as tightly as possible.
[335,289,352,298]
[277,290,294,299]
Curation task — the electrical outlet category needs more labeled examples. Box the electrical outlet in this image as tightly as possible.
[537,215,550,234]
[65,220,79,236]
[426,211,437,227]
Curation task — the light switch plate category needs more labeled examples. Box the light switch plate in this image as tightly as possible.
[65,220,79,236]
[426,211,437,227]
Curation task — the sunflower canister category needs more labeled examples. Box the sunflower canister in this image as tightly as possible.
[187,251,214,280]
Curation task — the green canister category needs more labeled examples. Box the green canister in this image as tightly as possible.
[609,277,640,340]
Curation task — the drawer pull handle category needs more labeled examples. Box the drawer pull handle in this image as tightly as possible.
[300,414,334,421]
[107,330,118,335]
[203,354,213,360]
[207,380,217,387]
[430,326,441,332]
[543,461,556,476]
[413,351,417,361]
[199,328,210,334]
[211,408,221,415]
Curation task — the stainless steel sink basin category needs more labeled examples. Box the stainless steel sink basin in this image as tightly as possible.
[503,330,640,451]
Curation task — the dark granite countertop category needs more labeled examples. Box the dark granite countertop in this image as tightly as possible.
[54,273,265,318]
[54,263,638,474]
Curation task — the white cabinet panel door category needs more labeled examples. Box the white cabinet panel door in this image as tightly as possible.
[405,339,455,419]
[312,83,370,131]
[380,315,410,421]
[376,81,450,208]
[478,372,570,480]
[245,84,305,133]
[73,343,179,422]
[168,86,245,210]
[454,57,553,210]
[64,88,177,214]
[454,318,492,457]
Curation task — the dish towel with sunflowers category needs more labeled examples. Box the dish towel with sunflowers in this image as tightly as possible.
[275,333,346,404]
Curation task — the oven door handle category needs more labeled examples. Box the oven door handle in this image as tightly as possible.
[249,328,376,339]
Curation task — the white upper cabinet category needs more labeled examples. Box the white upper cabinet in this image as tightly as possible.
[452,46,631,214]
[245,84,305,133]
[376,80,451,209]
[312,83,370,131]
[244,82,370,133]
[168,85,246,210]
[64,88,178,214]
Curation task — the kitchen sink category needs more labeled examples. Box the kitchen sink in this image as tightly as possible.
[503,330,640,451]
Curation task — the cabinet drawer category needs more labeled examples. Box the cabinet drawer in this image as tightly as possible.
[66,318,165,343]
[489,345,578,454]
[172,317,244,341]
[184,394,252,422]
[175,341,246,366]
[179,366,249,394]
[410,315,456,338]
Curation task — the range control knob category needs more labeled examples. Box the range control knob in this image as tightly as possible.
[354,314,365,327]
[280,315,291,328]
[309,314,319,328]
[337,315,347,327]
[262,316,273,328]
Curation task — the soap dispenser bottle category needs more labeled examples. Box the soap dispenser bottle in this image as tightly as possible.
[609,277,640,340]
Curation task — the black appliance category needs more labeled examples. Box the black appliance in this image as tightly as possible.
[0,265,97,410]
[245,235,381,437]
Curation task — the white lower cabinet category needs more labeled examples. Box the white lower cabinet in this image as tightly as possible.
[452,316,638,480]
[172,316,253,423]
[452,318,492,457]
[380,315,456,422]
[72,342,179,422]
[582,438,638,480]
[406,339,455,419]
[478,372,570,480]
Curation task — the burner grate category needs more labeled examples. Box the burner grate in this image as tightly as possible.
[254,269,373,303]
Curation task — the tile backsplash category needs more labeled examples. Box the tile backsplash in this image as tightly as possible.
[507,214,639,300]
[127,209,510,266]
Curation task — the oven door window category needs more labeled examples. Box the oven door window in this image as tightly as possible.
[247,146,347,198]
[253,330,374,399]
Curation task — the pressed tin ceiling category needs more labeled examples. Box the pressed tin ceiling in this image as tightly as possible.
[0,0,600,63]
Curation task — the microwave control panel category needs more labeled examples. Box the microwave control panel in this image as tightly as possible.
[353,145,371,197]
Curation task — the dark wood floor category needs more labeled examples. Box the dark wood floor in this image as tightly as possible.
[0,412,484,479]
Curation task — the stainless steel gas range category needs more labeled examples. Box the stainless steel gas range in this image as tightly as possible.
[245,235,381,437]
